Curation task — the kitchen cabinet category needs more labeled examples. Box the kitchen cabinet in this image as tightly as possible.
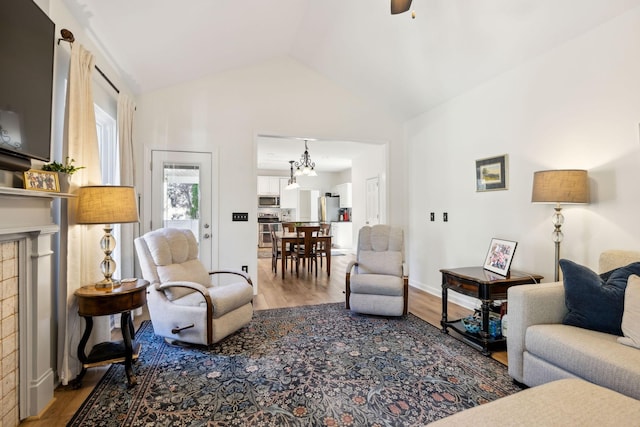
[331,221,353,249]
[335,183,352,208]
[257,176,282,195]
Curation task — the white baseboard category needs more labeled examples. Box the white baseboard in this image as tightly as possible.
[409,281,480,312]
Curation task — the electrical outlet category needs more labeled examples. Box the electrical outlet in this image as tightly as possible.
[232,212,248,221]
[430,212,435,222]
[443,212,448,222]
[241,265,248,273]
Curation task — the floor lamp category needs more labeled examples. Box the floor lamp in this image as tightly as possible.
[531,170,589,281]
[76,185,139,289]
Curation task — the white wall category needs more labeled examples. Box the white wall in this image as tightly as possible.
[334,170,352,186]
[134,57,405,284]
[406,5,640,305]
[47,1,132,101]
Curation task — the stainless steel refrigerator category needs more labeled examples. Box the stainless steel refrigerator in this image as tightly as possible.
[318,195,340,222]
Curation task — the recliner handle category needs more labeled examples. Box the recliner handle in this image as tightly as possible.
[171,324,195,334]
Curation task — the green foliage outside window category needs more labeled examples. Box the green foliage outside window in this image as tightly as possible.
[166,183,199,220]
[190,184,199,219]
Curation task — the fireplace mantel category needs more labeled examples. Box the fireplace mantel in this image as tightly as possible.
[0,190,61,420]
[0,186,75,198]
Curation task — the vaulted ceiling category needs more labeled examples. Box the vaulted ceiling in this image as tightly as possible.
[62,0,640,121]
[60,0,640,172]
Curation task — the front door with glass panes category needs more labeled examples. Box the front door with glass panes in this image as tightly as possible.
[151,150,214,270]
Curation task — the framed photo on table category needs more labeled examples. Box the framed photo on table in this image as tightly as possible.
[476,154,508,191]
[483,238,517,276]
[23,169,60,192]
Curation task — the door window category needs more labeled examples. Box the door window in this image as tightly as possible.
[150,150,215,270]
[162,164,201,239]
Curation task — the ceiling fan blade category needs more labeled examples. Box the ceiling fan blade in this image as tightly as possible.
[391,0,412,14]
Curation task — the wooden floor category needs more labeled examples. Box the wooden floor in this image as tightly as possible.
[21,251,506,426]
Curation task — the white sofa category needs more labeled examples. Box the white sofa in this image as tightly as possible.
[428,378,640,426]
[507,250,640,399]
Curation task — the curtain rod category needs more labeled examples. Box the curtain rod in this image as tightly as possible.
[57,28,120,94]
[93,66,120,94]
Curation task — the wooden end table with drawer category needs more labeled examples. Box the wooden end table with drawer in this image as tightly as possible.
[72,279,149,388]
[440,267,542,356]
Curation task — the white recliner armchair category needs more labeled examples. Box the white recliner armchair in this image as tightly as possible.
[345,224,408,316]
[135,228,254,346]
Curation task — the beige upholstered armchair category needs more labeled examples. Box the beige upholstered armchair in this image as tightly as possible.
[135,228,254,346]
[345,225,408,316]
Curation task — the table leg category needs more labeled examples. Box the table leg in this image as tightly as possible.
[281,239,286,279]
[480,299,491,356]
[326,239,331,276]
[121,311,137,387]
[70,315,93,388]
[441,277,449,334]
[129,311,136,338]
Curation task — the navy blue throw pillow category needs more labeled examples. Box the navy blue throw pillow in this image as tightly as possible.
[560,259,640,335]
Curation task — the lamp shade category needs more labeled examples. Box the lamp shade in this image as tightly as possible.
[76,185,139,224]
[531,170,589,204]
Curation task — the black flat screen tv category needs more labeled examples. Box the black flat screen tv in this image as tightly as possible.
[0,0,55,171]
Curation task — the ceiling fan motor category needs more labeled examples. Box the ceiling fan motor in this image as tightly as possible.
[391,0,413,15]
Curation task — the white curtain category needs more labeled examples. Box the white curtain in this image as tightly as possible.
[118,93,135,187]
[58,44,107,385]
[118,93,137,280]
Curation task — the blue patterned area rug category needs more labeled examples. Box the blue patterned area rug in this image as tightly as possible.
[68,303,522,426]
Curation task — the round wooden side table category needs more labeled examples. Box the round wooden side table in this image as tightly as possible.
[72,279,149,387]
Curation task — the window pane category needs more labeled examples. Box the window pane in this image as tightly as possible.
[162,163,201,240]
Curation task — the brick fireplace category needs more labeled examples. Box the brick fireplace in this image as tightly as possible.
[1,241,19,426]
[0,187,60,423]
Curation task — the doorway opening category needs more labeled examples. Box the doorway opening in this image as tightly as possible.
[255,134,387,286]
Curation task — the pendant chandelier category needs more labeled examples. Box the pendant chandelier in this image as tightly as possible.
[294,140,317,177]
[286,160,299,190]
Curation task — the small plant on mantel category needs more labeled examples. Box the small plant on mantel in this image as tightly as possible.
[41,157,85,175]
[41,157,85,193]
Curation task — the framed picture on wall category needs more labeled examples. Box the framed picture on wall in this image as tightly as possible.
[23,170,60,192]
[476,154,508,191]
[483,238,517,276]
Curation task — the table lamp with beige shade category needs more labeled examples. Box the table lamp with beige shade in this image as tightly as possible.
[531,170,589,281]
[76,185,139,289]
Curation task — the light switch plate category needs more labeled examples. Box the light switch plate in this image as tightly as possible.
[232,212,248,221]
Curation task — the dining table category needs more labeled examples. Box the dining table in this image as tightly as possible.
[275,226,332,279]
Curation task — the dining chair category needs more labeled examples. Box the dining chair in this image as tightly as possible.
[292,225,320,277]
[270,224,291,274]
[281,222,297,232]
[316,223,332,269]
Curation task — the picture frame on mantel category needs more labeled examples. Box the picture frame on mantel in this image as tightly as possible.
[23,169,60,192]
[483,238,517,276]
[476,154,508,191]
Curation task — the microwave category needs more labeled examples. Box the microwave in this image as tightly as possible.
[258,195,280,208]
